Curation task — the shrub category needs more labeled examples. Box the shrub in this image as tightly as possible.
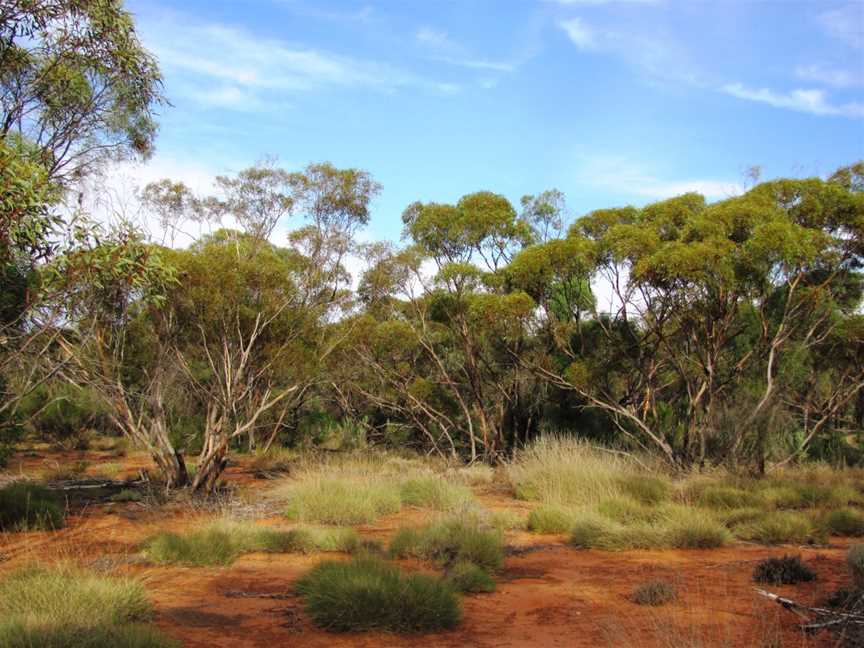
[446,561,496,593]
[848,544,864,588]
[632,580,676,606]
[795,483,859,508]
[400,477,472,511]
[109,489,143,503]
[295,558,461,632]
[752,555,816,585]
[527,506,575,534]
[618,475,670,505]
[736,512,816,545]
[823,508,864,537]
[718,507,765,529]
[0,565,177,648]
[389,517,504,570]
[759,486,804,509]
[283,479,402,525]
[0,482,64,531]
[145,521,366,565]
[569,516,617,549]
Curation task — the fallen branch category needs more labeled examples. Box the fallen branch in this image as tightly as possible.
[755,587,864,631]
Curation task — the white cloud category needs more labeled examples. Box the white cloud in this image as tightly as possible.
[140,16,461,111]
[819,4,864,49]
[559,18,598,50]
[795,63,862,88]
[415,27,518,72]
[722,82,864,118]
[574,156,742,201]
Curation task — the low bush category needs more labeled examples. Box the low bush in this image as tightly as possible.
[0,565,177,648]
[446,561,496,593]
[527,506,575,534]
[283,478,401,525]
[389,517,504,570]
[632,580,677,606]
[569,516,619,549]
[735,512,817,545]
[295,558,461,632]
[663,509,731,549]
[400,477,472,511]
[0,482,64,531]
[597,497,656,524]
[823,508,864,537]
[143,520,358,566]
[752,555,816,585]
[848,544,864,588]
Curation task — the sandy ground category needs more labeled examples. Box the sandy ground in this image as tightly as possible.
[0,447,857,648]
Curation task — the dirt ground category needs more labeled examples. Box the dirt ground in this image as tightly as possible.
[0,447,857,648]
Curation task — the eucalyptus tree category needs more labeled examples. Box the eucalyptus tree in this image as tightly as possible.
[1,0,164,184]
[509,166,864,468]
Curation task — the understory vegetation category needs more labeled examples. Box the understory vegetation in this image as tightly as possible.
[0,482,64,532]
[295,558,461,633]
[0,566,177,648]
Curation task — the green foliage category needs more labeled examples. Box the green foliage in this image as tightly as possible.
[284,479,402,525]
[0,482,64,531]
[823,508,864,537]
[618,475,671,505]
[446,561,496,593]
[752,555,816,585]
[632,580,677,606]
[735,512,817,545]
[400,477,473,511]
[295,558,461,633]
[389,517,504,571]
[527,506,576,534]
[141,520,351,566]
[696,486,761,509]
[0,565,176,648]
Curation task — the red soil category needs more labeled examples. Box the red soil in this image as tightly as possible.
[0,448,853,648]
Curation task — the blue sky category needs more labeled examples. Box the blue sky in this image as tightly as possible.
[125,0,864,242]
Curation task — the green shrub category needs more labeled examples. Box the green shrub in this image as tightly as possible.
[446,561,496,593]
[0,566,177,648]
[389,517,504,571]
[109,489,142,503]
[752,555,816,585]
[569,516,616,549]
[527,506,575,534]
[823,508,864,537]
[848,544,864,588]
[284,479,402,525]
[718,507,765,528]
[618,475,670,505]
[697,486,761,509]
[0,482,64,531]
[279,526,362,554]
[736,512,816,545]
[400,477,472,511]
[759,486,804,509]
[632,580,676,606]
[295,558,461,632]
[795,483,858,508]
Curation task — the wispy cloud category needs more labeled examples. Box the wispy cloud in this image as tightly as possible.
[818,4,864,49]
[795,63,863,88]
[576,155,744,200]
[557,18,700,84]
[574,156,742,201]
[415,27,518,73]
[722,82,864,118]
[559,18,598,50]
[142,17,460,111]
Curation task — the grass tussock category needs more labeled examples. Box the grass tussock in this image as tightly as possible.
[823,508,864,537]
[752,555,816,585]
[389,516,504,571]
[295,558,461,633]
[0,482,64,532]
[445,561,496,593]
[283,479,402,525]
[400,477,473,511]
[527,506,576,534]
[143,520,360,566]
[0,565,177,648]
[631,580,677,606]
[734,511,819,545]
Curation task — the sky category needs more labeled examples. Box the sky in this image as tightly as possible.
[121,0,864,244]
